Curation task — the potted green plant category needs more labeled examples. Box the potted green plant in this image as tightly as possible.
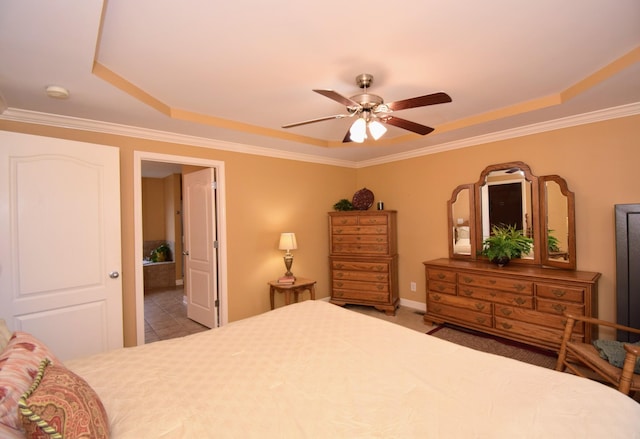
[333,199,354,211]
[480,224,533,266]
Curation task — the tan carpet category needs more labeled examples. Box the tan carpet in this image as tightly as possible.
[427,324,558,369]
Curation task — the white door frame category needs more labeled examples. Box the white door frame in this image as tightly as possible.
[133,151,228,345]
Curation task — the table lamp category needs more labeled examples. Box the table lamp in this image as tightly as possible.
[278,232,297,278]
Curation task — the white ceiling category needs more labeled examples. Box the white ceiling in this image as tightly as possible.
[1,0,639,164]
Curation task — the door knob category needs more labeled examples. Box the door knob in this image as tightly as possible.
[183,250,189,255]
[109,271,120,279]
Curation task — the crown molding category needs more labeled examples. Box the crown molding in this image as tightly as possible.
[2,102,639,169]
[357,102,640,168]
[0,108,357,168]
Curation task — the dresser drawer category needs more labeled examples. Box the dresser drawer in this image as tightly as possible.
[332,260,388,272]
[495,305,584,333]
[458,273,533,295]
[428,280,456,295]
[428,292,491,314]
[536,298,585,317]
[427,303,492,328]
[357,215,388,225]
[427,269,457,283]
[536,283,585,303]
[494,316,580,347]
[458,285,533,308]
[334,270,388,283]
[331,216,358,226]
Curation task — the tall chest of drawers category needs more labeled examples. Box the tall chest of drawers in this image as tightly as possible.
[423,258,600,351]
[329,211,399,315]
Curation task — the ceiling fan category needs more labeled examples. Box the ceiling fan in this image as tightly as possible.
[282,73,452,143]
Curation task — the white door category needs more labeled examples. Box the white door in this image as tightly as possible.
[0,131,123,361]
[183,168,218,328]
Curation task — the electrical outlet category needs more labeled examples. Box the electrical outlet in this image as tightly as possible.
[410,281,417,292]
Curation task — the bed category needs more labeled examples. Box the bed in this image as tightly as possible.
[3,300,640,438]
[453,225,472,255]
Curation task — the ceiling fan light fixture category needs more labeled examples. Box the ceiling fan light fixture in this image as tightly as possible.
[368,120,387,140]
[349,117,367,143]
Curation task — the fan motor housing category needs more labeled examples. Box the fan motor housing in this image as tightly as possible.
[349,93,384,110]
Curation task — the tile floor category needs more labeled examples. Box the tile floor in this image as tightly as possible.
[143,286,209,343]
[143,287,431,344]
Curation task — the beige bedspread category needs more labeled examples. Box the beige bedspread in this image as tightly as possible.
[66,300,640,438]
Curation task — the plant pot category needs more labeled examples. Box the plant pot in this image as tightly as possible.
[492,256,510,267]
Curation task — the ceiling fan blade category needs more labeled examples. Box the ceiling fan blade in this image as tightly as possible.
[386,92,452,111]
[342,129,352,143]
[313,89,360,107]
[282,114,348,128]
[383,116,435,135]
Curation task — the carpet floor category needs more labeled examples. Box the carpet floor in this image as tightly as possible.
[428,323,561,370]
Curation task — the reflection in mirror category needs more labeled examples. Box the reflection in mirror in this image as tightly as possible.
[541,175,576,269]
[480,168,535,260]
[545,180,569,261]
[452,188,471,255]
[448,184,475,259]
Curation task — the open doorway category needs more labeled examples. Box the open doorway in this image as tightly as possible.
[134,152,228,346]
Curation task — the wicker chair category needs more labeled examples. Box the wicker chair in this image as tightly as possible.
[556,313,640,395]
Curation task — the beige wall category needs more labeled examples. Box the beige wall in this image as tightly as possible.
[1,114,638,347]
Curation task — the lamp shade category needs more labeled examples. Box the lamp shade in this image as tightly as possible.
[349,118,367,143]
[368,120,387,140]
[278,232,298,251]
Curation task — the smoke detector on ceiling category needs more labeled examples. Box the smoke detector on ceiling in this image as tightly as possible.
[45,85,70,99]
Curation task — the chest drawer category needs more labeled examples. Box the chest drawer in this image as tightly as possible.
[334,270,388,283]
[536,283,585,303]
[458,273,533,295]
[332,260,388,272]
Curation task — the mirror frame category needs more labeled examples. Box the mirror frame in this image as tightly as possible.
[447,184,476,259]
[448,161,576,269]
[540,175,576,270]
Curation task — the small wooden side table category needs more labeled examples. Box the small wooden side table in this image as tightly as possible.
[268,277,316,310]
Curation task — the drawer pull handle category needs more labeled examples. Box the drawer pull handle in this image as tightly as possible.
[437,285,446,292]
[376,284,384,290]
[514,284,527,292]
[476,317,487,324]
[376,275,384,280]
[462,276,473,284]
[552,289,566,298]
[336,282,343,287]
[489,279,496,285]
[462,289,473,296]
[514,297,526,305]
[432,306,442,313]
[552,304,567,313]
[500,322,513,329]
[437,273,445,279]
[475,303,485,311]
[335,228,343,234]
[336,273,343,278]
[500,308,512,316]
[489,291,497,297]
[335,264,344,269]
[432,294,441,301]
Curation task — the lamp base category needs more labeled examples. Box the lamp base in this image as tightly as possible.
[283,253,294,278]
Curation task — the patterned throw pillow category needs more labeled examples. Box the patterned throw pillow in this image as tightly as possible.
[18,358,109,439]
[0,331,60,432]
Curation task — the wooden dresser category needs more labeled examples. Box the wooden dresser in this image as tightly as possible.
[329,211,399,315]
[423,258,600,351]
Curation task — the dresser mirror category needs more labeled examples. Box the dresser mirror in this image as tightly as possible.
[448,184,475,258]
[448,161,576,269]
